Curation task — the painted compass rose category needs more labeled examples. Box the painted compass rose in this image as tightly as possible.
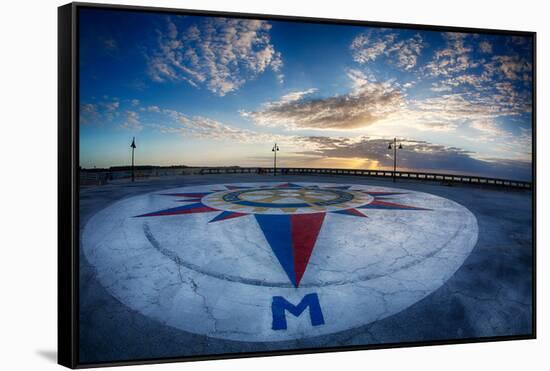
[136,183,428,287]
[82,182,478,341]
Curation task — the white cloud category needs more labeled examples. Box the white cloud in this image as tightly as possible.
[298,136,531,180]
[351,30,424,70]
[241,70,404,130]
[139,102,531,177]
[151,108,299,147]
[278,89,317,104]
[467,119,531,161]
[103,38,118,51]
[350,32,393,63]
[80,103,98,117]
[489,55,532,81]
[145,105,160,113]
[479,40,493,53]
[421,33,532,124]
[148,17,283,96]
[80,98,120,124]
[102,100,119,113]
[148,106,519,171]
[430,74,489,92]
[425,32,478,77]
[470,119,505,136]
[378,81,531,137]
[120,110,143,131]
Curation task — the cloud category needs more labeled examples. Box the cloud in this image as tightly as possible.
[147,17,283,96]
[425,32,478,77]
[508,36,530,47]
[120,111,143,131]
[425,33,532,99]
[351,32,393,63]
[143,105,161,113]
[299,136,531,180]
[103,38,118,51]
[488,55,532,81]
[366,81,531,141]
[79,98,147,133]
[466,119,532,161]
[351,30,424,70]
[235,31,531,156]
[241,62,526,135]
[241,70,404,130]
[420,38,532,124]
[430,74,489,92]
[302,136,474,163]
[151,108,297,146]
[139,103,531,180]
[80,97,120,124]
[408,88,530,130]
[278,88,318,104]
[102,100,120,113]
[479,40,493,53]
[80,103,98,122]
[470,119,505,137]
[99,36,119,56]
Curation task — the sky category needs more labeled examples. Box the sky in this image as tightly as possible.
[79,8,534,181]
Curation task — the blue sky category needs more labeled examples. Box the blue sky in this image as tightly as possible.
[79,8,533,180]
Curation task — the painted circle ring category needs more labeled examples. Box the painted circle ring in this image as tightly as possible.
[82,182,478,341]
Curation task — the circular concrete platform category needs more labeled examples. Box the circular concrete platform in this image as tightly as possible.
[82,181,478,341]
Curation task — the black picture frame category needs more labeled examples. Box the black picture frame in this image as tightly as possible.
[58,2,536,368]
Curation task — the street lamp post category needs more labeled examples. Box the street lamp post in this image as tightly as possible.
[272,143,279,176]
[388,137,403,183]
[130,137,136,182]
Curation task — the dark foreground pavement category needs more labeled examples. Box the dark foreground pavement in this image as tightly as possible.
[78,174,533,364]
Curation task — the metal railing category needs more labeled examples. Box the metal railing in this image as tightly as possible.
[79,166,532,189]
[198,167,532,189]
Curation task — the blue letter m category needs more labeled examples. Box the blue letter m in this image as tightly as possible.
[272,293,325,330]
